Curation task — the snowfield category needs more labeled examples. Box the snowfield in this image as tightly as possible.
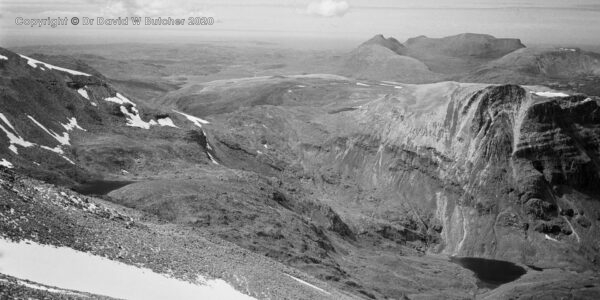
[18,54,91,76]
[0,55,7,60]
[0,238,256,300]
[77,88,89,100]
[120,106,152,129]
[105,93,136,106]
[0,158,13,168]
[533,91,569,98]
[0,112,35,154]
[173,110,210,128]
[27,115,71,145]
[286,274,330,295]
[61,117,86,132]
[157,117,179,128]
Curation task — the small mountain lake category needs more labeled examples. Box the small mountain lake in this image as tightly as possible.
[72,180,134,196]
[450,257,527,289]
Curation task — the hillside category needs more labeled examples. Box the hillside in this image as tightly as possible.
[1,45,600,299]
[340,36,440,83]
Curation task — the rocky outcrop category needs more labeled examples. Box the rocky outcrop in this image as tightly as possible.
[268,82,600,268]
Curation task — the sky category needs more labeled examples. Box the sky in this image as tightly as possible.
[1,0,600,48]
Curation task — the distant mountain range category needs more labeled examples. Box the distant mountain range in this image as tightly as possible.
[341,32,600,96]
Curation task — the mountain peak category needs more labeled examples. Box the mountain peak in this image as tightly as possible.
[404,32,525,59]
[361,34,407,55]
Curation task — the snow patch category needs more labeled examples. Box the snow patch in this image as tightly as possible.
[356,82,370,87]
[104,93,136,106]
[173,110,210,128]
[0,278,85,296]
[532,91,569,98]
[120,106,152,129]
[18,54,91,76]
[0,238,255,300]
[285,274,330,295]
[157,117,178,128]
[207,152,219,165]
[0,113,35,154]
[559,48,577,52]
[0,159,13,168]
[0,55,7,60]
[0,113,75,163]
[545,234,560,242]
[27,115,71,145]
[77,88,89,100]
[61,117,85,132]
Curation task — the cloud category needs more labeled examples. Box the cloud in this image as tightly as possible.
[306,0,349,17]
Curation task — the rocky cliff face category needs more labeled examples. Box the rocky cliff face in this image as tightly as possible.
[290,82,600,267]
[200,78,600,271]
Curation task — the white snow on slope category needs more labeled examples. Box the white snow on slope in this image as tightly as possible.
[545,234,560,242]
[18,54,91,76]
[533,91,569,98]
[77,88,89,100]
[559,48,577,52]
[27,115,71,145]
[286,274,330,295]
[62,117,86,132]
[0,55,7,60]
[0,278,85,296]
[120,106,152,129]
[0,113,35,154]
[0,113,76,163]
[287,74,349,80]
[0,238,255,300]
[356,82,370,87]
[0,159,13,168]
[173,110,210,128]
[157,117,178,128]
[105,93,136,106]
[207,152,219,165]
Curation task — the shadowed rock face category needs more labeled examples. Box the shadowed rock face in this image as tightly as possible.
[238,82,600,268]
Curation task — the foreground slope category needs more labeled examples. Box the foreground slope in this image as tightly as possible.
[0,169,352,299]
